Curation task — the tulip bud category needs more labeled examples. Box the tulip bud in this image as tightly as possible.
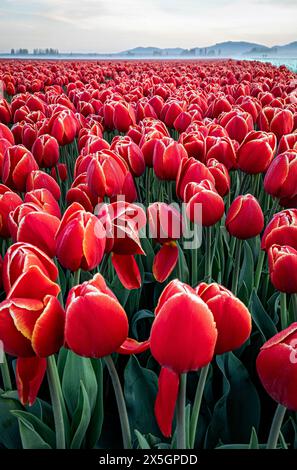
[226,194,264,239]
[31,134,59,168]
[185,180,225,227]
[2,145,39,192]
[237,131,277,174]
[268,244,297,293]
[261,209,297,251]
[264,150,297,200]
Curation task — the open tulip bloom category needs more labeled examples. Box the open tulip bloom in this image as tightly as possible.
[0,58,297,452]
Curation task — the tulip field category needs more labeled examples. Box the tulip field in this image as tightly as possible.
[0,58,297,452]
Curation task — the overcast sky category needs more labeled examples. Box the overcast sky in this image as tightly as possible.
[0,0,296,53]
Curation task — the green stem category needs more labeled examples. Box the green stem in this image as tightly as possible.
[191,245,198,287]
[254,249,266,292]
[205,227,212,281]
[0,353,12,391]
[176,373,187,449]
[104,355,132,449]
[292,294,297,322]
[266,404,286,449]
[280,292,287,330]
[73,269,81,287]
[47,356,66,449]
[189,364,209,449]
[232,239,242,296]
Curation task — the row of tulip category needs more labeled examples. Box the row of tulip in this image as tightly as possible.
[0,58,297,450]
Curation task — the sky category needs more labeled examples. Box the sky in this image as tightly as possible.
[0,0,296,53]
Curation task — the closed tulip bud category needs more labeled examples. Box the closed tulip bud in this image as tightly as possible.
[113,101,136,132]
[176,157,215,200]
[207,158,230,196]
[226,194,264,239]
[26,170,61,201]
[56,203,106,271]
[2,145,39,192]
[0,184,22,238]
[24,188,61,218]
[31,134,59,168]
[160,100,186,128]
[153,137,188,181]
[205,136,238,170]
[0,99,12,124]
[50,163,68,182]
[48,109,77,146]
[0,138,12,179]
[268,244,297,293]
[65,273,128,357]
[264,150,297,200]
[178,131,205,162]
[185,180,225,227]
[173,111,192,133]
[261,209,297,251]
[3,242,58,295]
[278,133,297,154]
[196,282,252,354]
[66,173,98,212]
[258,107,294,140]
[237,131,277,174]
[151,279,217,437]
[111,136,145,177]
[256,323,297,410]
[218,109,254,143]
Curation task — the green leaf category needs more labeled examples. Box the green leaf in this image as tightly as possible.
[248,427,259,449]
[70,382,91,449]
[134,430,151,449]
[249,289,278,341]
[124,356,160,437]
[86,359,104,448]
[62,350,98,416]
[177,243,189,283]
[12,411,55,449]
[0,392,22,448]
[131,309,154,340]
[239,241,254,293]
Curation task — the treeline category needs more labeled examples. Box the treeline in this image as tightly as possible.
[10,48,59,55]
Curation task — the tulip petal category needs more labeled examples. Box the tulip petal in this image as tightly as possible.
[117,338,150,355]
[32,296,65,357]
[16,357,47,406]
[153,243,179,283]
[111,253,141,290]
[7,265,60,300]
[155,367,179,437]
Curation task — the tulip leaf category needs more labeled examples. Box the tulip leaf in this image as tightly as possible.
[248,427,259,449]
[70,381,91,449]
[62,351,98,416]
[0,392,22,449]
[85,359,104,448]
[124,356,160,438]
[206,352,260,447]
[239,241,254,294]
[134,429,151,449]
[131,309,154,340]
[249,289,278,341]
[12,410,55,449]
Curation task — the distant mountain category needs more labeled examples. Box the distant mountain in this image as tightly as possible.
[119,41,297,58]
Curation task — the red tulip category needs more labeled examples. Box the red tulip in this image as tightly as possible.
[65,273,129,357]
[237,131,277,174]
[268,244,297,293]
[148,202,183,282]
[178,131,205,162]
[264,150,297,200]
[31,134,59,168]
[176,157,215,200]
[151,279,217,437]
[256,323,297,410]
[0,184,22,238]
[113,101,136,133]
[207,158,230,196]
[26,170,61,201]
[3,242,58,295]
[261,209,297,251]
[226,194,264,239]
[0,122,14,144]
[0,99,11,124]
[0,291,64,357]
[47,109,77,145]
[50,163,68,182]
[111,136,145,177]
[153,137,188,181]
[205,136,238,170]
[2,145,39,192]
[218,109,253,143]
[278,133,297,154]
[185,180,225,227]
[196,282,252,354]
[16,357,47,406]
[257,107,294,140]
